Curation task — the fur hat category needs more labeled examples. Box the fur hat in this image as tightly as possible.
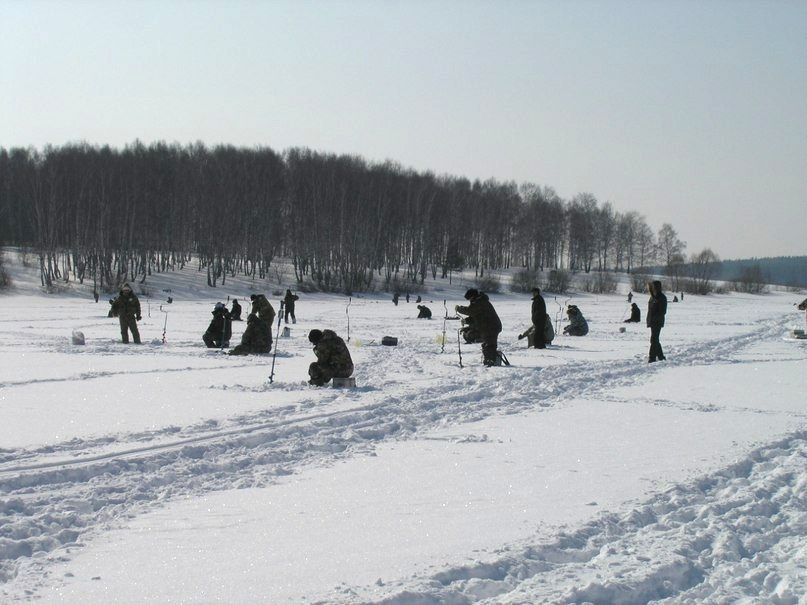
[464,288,479,300]
[121,283,132,292]
[308,329,323,344]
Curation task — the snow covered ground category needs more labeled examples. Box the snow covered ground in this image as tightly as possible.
[0,252,805,604]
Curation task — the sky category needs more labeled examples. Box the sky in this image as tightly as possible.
[1,0,805,260]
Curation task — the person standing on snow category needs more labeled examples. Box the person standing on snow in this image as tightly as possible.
[647,280,668,362]
[283,289,299,324]
[455,288,502,366]
[230,298,242,321]
[530,287,547,349]
[110,282,141,344]
[307,329,354,386]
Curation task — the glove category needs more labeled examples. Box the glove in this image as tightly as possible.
[517,333,525,340]
[136,314,142,321]
[454,305,461,312]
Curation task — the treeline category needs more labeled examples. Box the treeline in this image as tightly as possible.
[1,141,682,294]
[643,256,807,291]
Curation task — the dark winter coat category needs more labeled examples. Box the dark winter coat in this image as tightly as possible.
[230,300,242,321]
[313,330,353,377]
[111,290,141,319]
[251,294,276,326]
[417,305,432,319]
[456,293,502,340]
[531,292,547,327]
[647,290,668,328]
[283,291,299,313]
[204,307,232,347]
[229,313,272,355]
[625,303,641,323]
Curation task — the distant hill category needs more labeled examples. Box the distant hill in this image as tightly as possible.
[640,256,807,288]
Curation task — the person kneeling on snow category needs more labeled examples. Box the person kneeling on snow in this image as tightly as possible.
[308,329,354,386]
[229,313,272,355]
[203,302,232,348]
[562,305,589,336]
[416,304,432,319]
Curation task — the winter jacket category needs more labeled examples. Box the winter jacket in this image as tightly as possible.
[229,313,272,355]
[313,330,353,377]
[417,305,432,319]
[531,292,547,328]
[251,294,276,326]
[111,290,141,319]
[625,304,641,323]
[456,293,502,339]
[283,291,299,313]
[647,291,668,328]
[230,300,242,321]
[563,306,589,336]
[205,307,232,345]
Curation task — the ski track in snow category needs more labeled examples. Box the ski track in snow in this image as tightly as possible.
[362,432,807,605]
[0,313,804,602]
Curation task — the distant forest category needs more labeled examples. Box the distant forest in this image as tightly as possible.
[1,141,693,294]
[642,257,807,289]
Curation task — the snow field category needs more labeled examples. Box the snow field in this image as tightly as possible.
[0,259,805,603]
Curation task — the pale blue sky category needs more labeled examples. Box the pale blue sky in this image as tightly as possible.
[2,0,805,259]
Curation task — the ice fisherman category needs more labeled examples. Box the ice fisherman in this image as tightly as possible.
[455,288,502,366]
[109,282,142,344]
[307,329,354,386]
[229,313,272,355]
[647,280,668,363]
[283,289,299,324]
[203,302,232,348]
[563,305,589,336]
[624,303,641,323]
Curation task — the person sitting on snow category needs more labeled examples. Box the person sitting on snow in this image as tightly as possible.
[417,304,432,319]
[563,304,589,336]
[624,303,641,323]
[203,302,232,348]
[307,329,354,386]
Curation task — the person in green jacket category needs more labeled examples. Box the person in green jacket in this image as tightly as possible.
[250,293,276,327]
[110,282,141,344]
[229,313,272,355]
[308,329,354,386]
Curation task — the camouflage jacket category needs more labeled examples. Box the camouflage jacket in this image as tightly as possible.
[111,291,141,318]
[251,295,276,325]
[313,330,354,375]
[240,314,272,352]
